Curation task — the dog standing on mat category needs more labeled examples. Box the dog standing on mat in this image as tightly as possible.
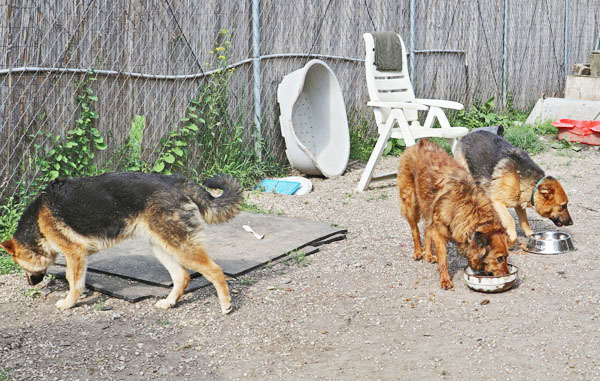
[397,139,510,289]
[0,172,242,314]
[453,130,572,246]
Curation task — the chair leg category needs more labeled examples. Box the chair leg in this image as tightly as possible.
[356,119,396,192]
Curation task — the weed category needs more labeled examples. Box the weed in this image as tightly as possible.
[25,288,41,298]
[0,367,13,381]
[503,124,545,154]
[285,250,311,267]
[348,108,378,161]
[242,200,269,214]
[153,29,284,187]
[0,255,20,275]
[0,196,26,242]
[95,297,109,311]
[367,191,388,202]
[551,139,582,152]
[450,97,526,129]
[114,115,148,172]
[156,319,170,325]
[238,276,255,286]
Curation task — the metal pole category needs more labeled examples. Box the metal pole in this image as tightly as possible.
[252,0,262,160]
[410,0,415,81]
[564,0,569,80]
[503,0,508,107]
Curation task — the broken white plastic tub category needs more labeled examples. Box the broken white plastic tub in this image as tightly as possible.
[277,59,350,177]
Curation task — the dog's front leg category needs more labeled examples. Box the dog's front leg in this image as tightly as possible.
[56,249,87,310]
[430,225,452,289]
[514,205,534,236]
[492,201,518,247]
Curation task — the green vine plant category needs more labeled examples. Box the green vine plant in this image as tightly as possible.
[152,29,275,186]
[115,114,148,172]
[32,71,107,186]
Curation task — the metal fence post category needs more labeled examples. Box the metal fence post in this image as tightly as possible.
[410,0,415,82]
[503,0,509,107]
[252,0,262,161]
[564,0,569,81]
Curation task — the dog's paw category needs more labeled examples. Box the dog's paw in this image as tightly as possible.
[55,299,73,310]
[440,279,453,290]
[424,254,437,263]
[515,236,528,250]
[412,250,423,260]
[155,299,175,309]
[221,303,232,315]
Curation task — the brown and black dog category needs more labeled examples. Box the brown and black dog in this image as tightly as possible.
[454,130,572,246]
[397,139,510,289]
[0,172,242,314]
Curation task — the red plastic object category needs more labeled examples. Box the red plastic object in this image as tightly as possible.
[551,119,600,146]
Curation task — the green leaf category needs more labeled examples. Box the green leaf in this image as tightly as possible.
[186,123,198,131]
[164,153,175,163]
[153,161,165,172]
[172,147,184,157]
[49,171,59,180]
[95,142,107,150]
[88,95,98,101]
[383,141,393,156]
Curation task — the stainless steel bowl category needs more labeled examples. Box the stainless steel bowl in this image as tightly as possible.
[463,264,519,293]
[525,231,575,254]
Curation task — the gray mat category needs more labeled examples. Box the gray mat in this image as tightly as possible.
[50,212,346,302]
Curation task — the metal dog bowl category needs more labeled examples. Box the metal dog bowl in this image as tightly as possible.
[524,231,575,254]
[464,264,518,293]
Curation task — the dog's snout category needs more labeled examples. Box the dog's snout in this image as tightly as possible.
[565,216,573,226]
[27,272,45,285]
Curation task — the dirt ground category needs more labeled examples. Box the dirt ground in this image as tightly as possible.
[1,141,599,380]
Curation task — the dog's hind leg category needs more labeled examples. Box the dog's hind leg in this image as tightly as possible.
[398,176,423,259]
[172,245,232,314]
[150,242,190,309]
[423,225,437,263]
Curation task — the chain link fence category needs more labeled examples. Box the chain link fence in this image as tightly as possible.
[1,0,599,204]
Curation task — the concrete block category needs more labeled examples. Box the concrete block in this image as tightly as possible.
[525,97,600,125]
[565,75,600,101]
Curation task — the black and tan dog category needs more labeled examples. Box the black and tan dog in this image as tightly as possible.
[454,130,572,246]
[397,139,509,289]
[0,172,242,314]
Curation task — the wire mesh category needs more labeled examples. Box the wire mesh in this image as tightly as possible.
[0,0,599,204]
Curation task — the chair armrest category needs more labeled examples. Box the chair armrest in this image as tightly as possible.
[414,98,464,110]
[367,101,429,111]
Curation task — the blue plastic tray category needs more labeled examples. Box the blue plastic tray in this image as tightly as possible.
[255,179,301,195]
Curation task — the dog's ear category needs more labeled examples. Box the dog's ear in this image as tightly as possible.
[474,231,490,248]
[0,239,15,256]
[538,183,555,200]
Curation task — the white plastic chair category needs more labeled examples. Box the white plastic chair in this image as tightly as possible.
[356,32,469,191]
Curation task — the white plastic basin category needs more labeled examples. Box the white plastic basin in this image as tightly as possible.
[277,59,350,177]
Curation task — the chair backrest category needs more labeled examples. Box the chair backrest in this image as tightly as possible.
[363,33,418,125]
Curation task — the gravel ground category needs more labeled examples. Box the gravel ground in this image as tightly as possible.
[1,142,599,380]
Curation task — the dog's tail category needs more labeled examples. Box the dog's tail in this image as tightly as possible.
[184,174,243,224]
